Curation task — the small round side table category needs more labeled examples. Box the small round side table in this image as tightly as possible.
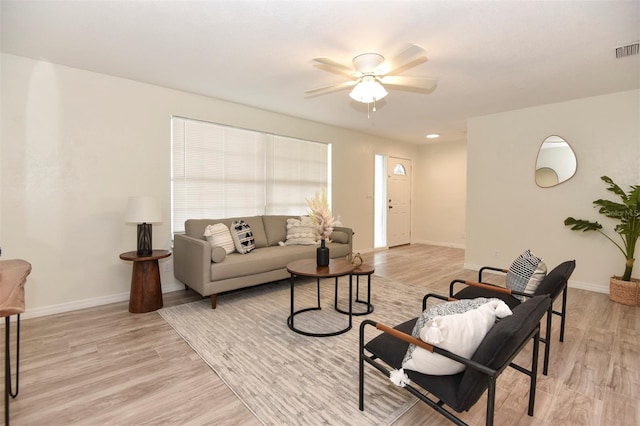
[119,250,171,313]
[335,263,375,315]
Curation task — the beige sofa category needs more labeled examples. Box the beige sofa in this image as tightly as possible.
[173,215,353,308]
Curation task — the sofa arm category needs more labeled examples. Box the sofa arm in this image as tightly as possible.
[173,233,211,293]
[333,226,353,252]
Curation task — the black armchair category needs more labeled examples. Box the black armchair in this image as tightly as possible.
[449,260,576,375]
[359,294,551,426]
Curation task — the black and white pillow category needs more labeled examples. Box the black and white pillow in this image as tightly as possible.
[230,220,255,254]
[506,249,547,300]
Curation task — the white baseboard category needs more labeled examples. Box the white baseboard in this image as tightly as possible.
[567,279,608,294]
[464,263,483,271]
[20,282,185,320]
[413,239,465,249]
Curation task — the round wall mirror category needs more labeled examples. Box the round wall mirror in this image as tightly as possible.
[535,135,577,188]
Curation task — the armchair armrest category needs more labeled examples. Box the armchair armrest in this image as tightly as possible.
[449,279,530,300]
[478,266,508,283]
[422,292,455,310]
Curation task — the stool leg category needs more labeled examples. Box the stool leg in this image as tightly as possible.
[9,315,19,399]
[5,317,9,426]
[5,314,20,426]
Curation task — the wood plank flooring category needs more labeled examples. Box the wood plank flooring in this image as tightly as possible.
[1,244,638,425]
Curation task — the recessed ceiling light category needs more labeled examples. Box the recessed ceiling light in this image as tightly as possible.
[426,133,440,139]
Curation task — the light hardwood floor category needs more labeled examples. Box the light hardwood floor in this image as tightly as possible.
[1,244,638,425]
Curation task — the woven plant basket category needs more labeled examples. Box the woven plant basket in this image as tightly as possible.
[609,277,640,306]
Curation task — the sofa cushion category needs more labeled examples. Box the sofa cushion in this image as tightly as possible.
[186,219,233,240]
[230,220,255,254]
[262,215,294,246]
[209,241,351,282]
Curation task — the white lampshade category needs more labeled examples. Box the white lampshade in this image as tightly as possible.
[125,196,162,224]
[349,76,388,104]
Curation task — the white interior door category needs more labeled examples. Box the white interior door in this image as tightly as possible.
[387,157,411,247]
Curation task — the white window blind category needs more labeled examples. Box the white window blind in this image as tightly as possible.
[171,117,329,234]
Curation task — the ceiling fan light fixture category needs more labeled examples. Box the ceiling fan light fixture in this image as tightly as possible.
[349,76,388,104]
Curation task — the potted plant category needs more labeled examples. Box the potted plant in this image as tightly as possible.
[564,176,640,306]
[306,187,335,266]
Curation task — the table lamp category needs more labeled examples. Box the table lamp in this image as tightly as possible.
[125,196,162,256]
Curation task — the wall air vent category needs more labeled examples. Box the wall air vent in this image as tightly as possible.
[615,42,639,58]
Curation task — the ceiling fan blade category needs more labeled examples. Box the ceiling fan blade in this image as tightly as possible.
[304,80,357,96]
[380,75,438,91]
[312,57,357,77]
[380,44,428,75]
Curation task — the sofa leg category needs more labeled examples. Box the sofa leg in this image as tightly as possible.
[210,294,217,309]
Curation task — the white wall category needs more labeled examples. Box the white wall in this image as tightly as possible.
[1,54,419,317]
[413,140,467,248]
[466,90,640,293]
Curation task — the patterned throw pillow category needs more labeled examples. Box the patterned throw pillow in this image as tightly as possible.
[506,249,547,300]
[230,220,255,254]
[203,223,236,254]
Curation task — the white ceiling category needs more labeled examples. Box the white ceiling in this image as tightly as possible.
[2,1,639,144]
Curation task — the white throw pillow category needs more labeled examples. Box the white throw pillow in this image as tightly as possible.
[281,217,317,245]
[506,249,547,300]
[402,297,494,367]
[203,223,236,254]
[402,300,512,375]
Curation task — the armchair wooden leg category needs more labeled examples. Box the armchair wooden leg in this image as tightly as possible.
[210,294,217,309]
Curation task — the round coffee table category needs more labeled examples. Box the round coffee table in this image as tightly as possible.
[286,258,354,337]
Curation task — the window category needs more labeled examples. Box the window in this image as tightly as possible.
[392,163,407,175]
[171,117,330,234]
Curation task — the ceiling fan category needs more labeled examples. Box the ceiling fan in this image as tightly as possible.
[305,44,437,106]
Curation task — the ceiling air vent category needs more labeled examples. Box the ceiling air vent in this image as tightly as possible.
[615,42,639,58]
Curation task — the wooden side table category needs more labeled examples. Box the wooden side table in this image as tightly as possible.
[119,250,171,313]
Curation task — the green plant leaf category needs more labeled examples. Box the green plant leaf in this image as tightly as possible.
[564,217,602,232]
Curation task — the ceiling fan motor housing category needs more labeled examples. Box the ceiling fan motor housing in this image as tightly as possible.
[352,53,385,74]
